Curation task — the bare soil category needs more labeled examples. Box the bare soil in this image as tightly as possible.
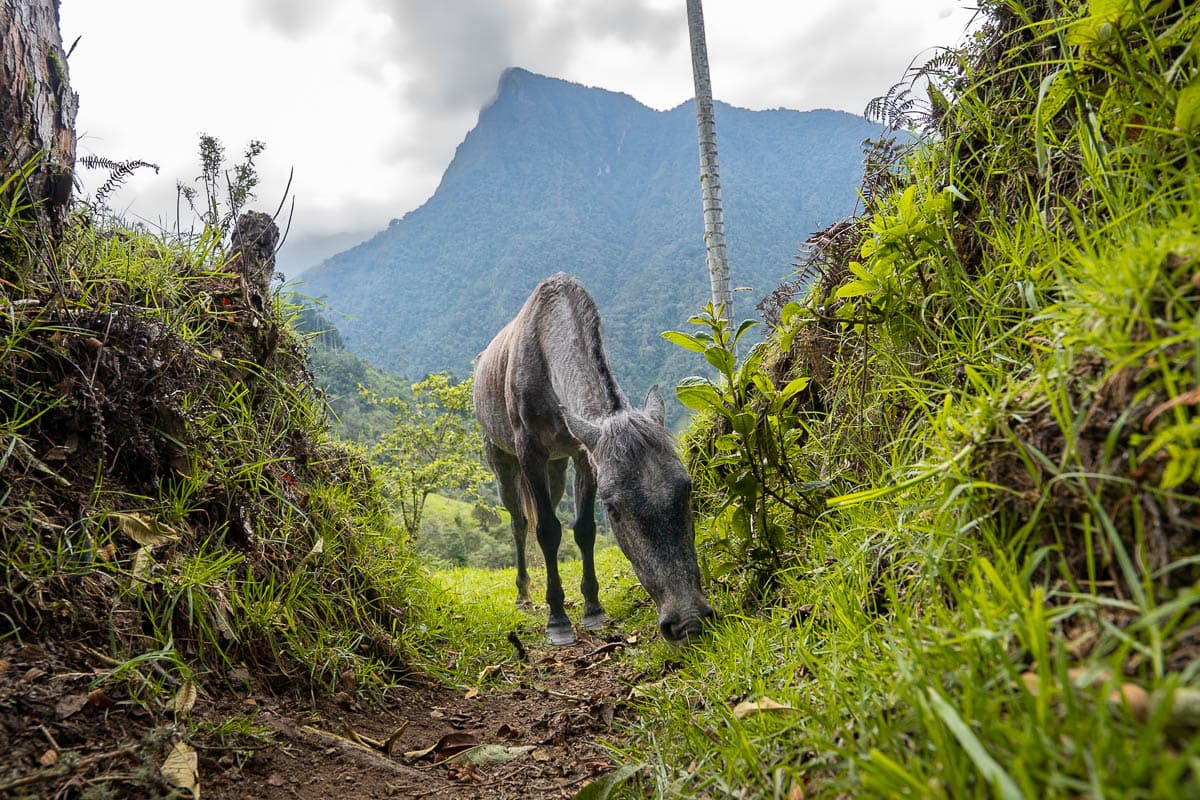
[0,628,647,799]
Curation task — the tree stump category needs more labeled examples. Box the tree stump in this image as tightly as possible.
[0,0,79,245]
[230,210,280,312]
[228,210,281,366]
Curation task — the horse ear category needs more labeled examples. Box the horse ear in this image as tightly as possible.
[643,384,665,426]
[563,409,601,451]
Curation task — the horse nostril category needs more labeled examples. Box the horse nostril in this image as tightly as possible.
[660,612,709,642]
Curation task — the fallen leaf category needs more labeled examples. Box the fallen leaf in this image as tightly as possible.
[267,773,286,787]
[88,688,115,709]
[39,749,58,767]
[403,732,478,761]
[464,688,479,700]
[496,723,521,740]
[175,680,198,716]
[161,741,199,798]
[732,696,799,719]
[1109,683,1150,721]
[531,747,553,762]
[340,722,387,750]
[131,547,153,579]
[111,512,181,548]
[304,537,324,560]
[477,664,503,682]
[446,744,535,766]
[594,702,616,729]
[56,692,89,720]
[630,679,664,698]
[571,764,641,800]
[383,722,409,755]
[22,667,47,682]
[0,659,9,674]
[447,761,481,784]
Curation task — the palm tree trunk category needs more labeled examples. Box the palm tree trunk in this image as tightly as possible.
[0,0,78,242]
[686,0,731,317]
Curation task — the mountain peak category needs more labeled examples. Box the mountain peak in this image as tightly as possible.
[300,71,881,408]
[498,66,537,84]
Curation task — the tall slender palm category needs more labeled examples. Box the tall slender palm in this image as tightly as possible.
[686,0,731,317]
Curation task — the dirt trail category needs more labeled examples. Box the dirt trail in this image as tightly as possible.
[1,629,645,799]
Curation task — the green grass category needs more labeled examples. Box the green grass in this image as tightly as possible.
[615,497,1200,798]
[424,492,493,521]
[406,545,658,686]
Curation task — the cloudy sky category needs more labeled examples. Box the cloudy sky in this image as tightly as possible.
[59,1,977,276]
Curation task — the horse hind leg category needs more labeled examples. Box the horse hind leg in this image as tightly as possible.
[486,442,531,608]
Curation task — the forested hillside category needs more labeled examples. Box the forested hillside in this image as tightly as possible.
[299,68,881,398]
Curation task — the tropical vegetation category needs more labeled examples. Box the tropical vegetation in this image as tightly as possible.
[1,0,1197,798]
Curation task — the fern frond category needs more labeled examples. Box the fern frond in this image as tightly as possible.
[79,155,159,206]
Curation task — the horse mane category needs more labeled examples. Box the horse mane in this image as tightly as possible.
[593,410,676,464]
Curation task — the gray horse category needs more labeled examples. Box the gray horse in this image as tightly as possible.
[473,273,713,646]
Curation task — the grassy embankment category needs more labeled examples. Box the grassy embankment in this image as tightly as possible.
[0,214,424,701]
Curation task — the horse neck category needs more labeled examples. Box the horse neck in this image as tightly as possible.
[537,286,627,421]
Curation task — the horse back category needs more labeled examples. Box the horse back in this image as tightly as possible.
[474,273,621,458]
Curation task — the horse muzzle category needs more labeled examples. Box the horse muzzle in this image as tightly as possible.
[659,602,715,643]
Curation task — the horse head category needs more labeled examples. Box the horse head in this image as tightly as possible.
[566,386,714,642]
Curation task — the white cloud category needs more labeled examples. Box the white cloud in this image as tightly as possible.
[59,0,977,273]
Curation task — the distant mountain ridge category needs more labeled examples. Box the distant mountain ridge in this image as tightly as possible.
[299,67,881,398]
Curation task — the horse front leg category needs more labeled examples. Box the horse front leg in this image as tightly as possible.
[519,447,574,646]
[573,457,605,629]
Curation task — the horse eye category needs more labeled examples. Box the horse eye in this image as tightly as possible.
[602,499,622,521]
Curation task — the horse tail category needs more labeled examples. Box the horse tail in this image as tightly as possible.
[517,474,538,535]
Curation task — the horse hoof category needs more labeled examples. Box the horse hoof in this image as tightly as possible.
[516,598,533,610]
[546,624,576,646]
[582,611,607,630]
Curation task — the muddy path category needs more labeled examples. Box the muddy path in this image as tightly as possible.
[1,628,647,799]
